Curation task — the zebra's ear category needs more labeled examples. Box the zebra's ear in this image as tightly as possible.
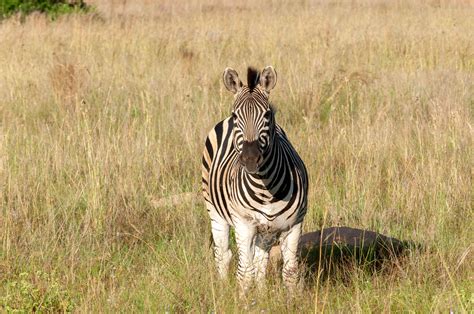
[260,66,277,92]
[223,68,242,94]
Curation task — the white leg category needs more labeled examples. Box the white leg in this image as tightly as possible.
[280,222,302,289]
[253,245,269,284]
[210,218,232,279]
[253,233,274,286]
[234,222,256,291]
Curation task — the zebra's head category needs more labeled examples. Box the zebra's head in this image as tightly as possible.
[223,66,278,174]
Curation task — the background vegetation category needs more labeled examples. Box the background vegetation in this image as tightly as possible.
[0,0,472,312]
[0,0,90,20]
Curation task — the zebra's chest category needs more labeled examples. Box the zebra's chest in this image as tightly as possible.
[226,170,300,229]
[232,199,298,231]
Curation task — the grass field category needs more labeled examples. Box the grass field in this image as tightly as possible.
[1,0,473,312]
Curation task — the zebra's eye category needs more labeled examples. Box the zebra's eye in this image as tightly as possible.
[264,110,272,120]
[232,112,238,121]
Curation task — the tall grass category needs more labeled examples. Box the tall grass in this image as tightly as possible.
[0,0,473,311]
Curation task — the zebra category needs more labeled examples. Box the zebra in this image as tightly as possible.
[202,66,308,290]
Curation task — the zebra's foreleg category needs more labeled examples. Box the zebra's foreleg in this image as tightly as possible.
[253,234,273,287]
[280,222,302,290]
[210,219,232,279]
[234,222,256,291]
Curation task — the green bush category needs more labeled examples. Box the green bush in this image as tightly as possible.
[0,0,91,20]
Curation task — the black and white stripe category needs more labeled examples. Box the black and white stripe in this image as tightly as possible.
[202,66,308,289]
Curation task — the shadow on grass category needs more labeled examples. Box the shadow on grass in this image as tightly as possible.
[270,226,422,285]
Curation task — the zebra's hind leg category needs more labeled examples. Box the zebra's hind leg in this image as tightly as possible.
[234,222,256,291]
[280,222,302,290]
[210,218,232,279]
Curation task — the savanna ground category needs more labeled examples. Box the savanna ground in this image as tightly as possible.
[0,0,473,312]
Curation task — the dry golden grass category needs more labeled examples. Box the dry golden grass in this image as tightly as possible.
[0,0,473,312]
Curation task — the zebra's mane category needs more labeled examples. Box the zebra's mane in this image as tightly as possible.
[247,67,260,91]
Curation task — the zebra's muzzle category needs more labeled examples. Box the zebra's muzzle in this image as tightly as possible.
[240,140,263,173]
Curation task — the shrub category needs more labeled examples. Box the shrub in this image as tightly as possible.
[0,0,91,20]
